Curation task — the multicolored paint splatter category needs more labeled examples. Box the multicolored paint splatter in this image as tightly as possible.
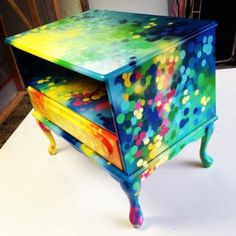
[28,80,122,170]
[107,28,216,174]
[5,10,215,80]
[29,74,115,132]
[6,9,217,228]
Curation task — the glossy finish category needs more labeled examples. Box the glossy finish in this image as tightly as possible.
[36,120,57,155]
[29,86,123,170]
[108,28,216,174]
[29,74,115,132]
[200,123,214,168]
[5,10,215,80]
[6,10,217,228]
[120,179,143,228]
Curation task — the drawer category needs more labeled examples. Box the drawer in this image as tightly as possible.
[28,86,123,170]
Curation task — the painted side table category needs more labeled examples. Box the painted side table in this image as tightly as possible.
[5,10,217,228]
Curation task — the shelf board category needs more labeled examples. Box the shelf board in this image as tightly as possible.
[28,74,116,133]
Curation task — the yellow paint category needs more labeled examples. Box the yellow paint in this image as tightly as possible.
[81,144,95,157]
[134,84,142,94]
[140,99,145,106]
[148,143,154,150]
[91,94,101,100]
[137,159,144,167]
[170,47,176,53]
[29,87,124,170]
[124,78,131,87]
[37,79,45,84]
[154,134,162,143]
[149,22,157,26]
[143,161,148,168]
[83,98,90,102]
[155,140,162,148]
[154,55,161,63]
[149,148,158,160]
[123,93,129,100]
[182,95,190,104]
[164,103,170,112]
[156,76,160,83]
[169,55,174,62]
[175,55,179,62]
[154,154,169,168]
[160,55,167,64]
[201,96,207,106]
[132,35,141,39]
[122,73,129,80]
[157,100,162,107]
[158,81,163,90]
[137,158,148,168]
[143,138,150,145]
[36,119,57,155]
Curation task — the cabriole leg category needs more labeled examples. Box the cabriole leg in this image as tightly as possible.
[120,178,143,228]
[200,123,214,168]
[36,120,57,155]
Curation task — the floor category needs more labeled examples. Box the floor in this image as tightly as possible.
[0,68,236,236]
[0,78,17,113]
[0,94,32,148]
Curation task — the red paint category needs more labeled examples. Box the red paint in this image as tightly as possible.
[140,131,146,139]
[38,121,49,132]
[136,150,142,158]
[95,101,110,112]
[167,89,176,99]
[72,99,82,106]
[135,72,142,80]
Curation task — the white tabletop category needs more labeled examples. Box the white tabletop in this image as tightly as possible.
[0,68,236,236]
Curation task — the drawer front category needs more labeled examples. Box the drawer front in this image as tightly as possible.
[28,86,123,170]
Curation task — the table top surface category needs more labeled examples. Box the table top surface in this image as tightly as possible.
[5,10,216,81]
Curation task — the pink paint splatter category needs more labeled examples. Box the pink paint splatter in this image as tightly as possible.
[167,89,176,99]
[162,118,169,126]
[160,125,169,136]
[136,150,142,158]
[139,131,146,139]
[135,102,141,110]
[136,139,142,146]
[72,99,82,106]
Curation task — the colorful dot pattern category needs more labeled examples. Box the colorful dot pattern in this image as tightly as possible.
[107,29,216,175]
[29,75,115,132]
[6,10,216,80]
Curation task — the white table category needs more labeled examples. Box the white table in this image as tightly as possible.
[0,68,236,235]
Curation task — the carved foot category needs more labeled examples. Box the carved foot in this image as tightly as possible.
[36,120,57,155]
[200,123,214,168]
[120,179,143,228]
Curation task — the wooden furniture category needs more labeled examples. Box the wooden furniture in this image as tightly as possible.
[5,10,217,228]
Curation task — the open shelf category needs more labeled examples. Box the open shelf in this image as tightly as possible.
[28,74,123,170]
[28,74,115,133]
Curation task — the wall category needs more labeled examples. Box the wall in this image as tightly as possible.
[89,0,168,16]
[57,0,82,18]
